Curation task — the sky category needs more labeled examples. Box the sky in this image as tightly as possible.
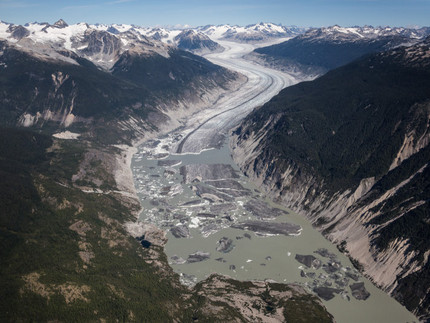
[0,0,429,28]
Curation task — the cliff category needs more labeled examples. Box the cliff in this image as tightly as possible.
[231,39,430,321]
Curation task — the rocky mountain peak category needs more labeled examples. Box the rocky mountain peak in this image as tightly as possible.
[195,23,305,42]
[106,26,120,34]
[176,29,195,38]
[175,29,210,41]
[300,25,430,43]
[384,37,430,68]
[7,24,30,40]
[53,19,68,28]
[174,29,222,53]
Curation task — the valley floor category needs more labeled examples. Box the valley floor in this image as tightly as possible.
[129,40,419,322]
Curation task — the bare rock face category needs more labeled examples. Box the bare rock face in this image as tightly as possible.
[124,221,167,247]
[80,29,122,57]
[8,25,30,40]
[230,41,430,320]
[174,29,223,54]
[53,19,69,28]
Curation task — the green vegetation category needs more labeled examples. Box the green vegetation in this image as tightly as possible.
[283,294,334,323]
[0,127,186,321]
[0,127,335,321]
[0,36,333,322]
[241,47,430,194]
[188,275,333,322]
[0,128,52,233]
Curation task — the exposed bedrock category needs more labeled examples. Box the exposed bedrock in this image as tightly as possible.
[230,87,430,320]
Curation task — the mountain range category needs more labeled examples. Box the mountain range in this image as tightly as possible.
[0,19,335,322]
[1,18,430,321]
[251,25,430,75]
[196,22,304,42]
[0,19,244,145]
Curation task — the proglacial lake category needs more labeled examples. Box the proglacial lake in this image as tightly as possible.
[132,133,418,323]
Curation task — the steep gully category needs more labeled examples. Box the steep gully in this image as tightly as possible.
[131,40,418,322]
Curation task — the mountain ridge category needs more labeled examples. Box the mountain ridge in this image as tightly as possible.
[0,17,337,322]
[0,22,240,144]
[231,38,430,321]
[252,25,430,75]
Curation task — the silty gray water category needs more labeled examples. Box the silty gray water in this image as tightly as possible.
[131,136,417,323]
[131,39,417,323]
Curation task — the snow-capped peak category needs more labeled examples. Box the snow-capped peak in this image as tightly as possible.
[0,21,172,69]
[53,19,68,28]
[302,25,430,43]
[196,22,305,42]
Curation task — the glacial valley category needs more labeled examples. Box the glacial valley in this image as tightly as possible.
[131,39,419,323]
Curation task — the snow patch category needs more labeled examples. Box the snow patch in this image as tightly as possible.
[53,131,80,139]
[19,113,38,127]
